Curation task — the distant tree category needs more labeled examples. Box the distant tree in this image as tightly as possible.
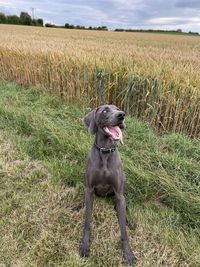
[114,28,124,32]
[45,23,56,27]
[20,12,32,25]
[0,12,7,23]
[96,25,108,31]
[188,31,199,35]
[7,15,20,25]
[101,26,108,31]
[177,29,182,32]
[65,23,70,28]
[0,11,43,27]
[37,18,43,26]
[31,19,37,26]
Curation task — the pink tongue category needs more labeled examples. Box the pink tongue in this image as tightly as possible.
[104,126,124,145]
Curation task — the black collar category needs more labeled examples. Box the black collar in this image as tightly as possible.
[94,142,116,153]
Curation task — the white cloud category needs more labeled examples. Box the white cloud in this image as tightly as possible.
[0,0,13,7]
[149,17,200,25]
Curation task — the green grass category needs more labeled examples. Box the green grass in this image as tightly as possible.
[0,80,200,266]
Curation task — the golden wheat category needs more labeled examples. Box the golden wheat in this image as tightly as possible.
[0,24,200,136]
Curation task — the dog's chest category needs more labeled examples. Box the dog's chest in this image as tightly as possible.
[92,169,116,196]
[94,168,114,183]
[87,150,122,188]
[91,162,121,187]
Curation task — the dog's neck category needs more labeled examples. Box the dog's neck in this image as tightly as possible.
[95,130,115,149]
[94,131,116,168]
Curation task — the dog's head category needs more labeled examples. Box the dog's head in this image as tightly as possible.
[84,104,125,144]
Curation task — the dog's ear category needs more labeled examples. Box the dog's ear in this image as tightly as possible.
[84,108,98,135]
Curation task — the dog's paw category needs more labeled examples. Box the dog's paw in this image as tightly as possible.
[123,250,137,266]
[80,243,90,257]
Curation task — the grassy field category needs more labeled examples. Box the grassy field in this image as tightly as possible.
[0,25,200,137]
[0,80,200,266]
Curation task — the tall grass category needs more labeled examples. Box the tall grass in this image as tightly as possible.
[0,25,200,137]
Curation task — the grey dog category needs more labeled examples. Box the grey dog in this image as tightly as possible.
[80,104,136,265]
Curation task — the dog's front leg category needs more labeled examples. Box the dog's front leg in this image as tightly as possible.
[80,186,94,257]
[115,193,136,265]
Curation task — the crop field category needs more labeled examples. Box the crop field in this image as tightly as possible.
[0,25,200,137]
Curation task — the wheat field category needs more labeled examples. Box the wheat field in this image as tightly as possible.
[0,24,200,136]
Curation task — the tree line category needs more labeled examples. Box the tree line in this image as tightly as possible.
[114,28,199,35]
[45,23,108,31]
[0,11,43,26]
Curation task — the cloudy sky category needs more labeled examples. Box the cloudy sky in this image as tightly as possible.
[0,0,200,32]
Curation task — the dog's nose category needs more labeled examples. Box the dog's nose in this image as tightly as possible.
[117,112,125,120]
